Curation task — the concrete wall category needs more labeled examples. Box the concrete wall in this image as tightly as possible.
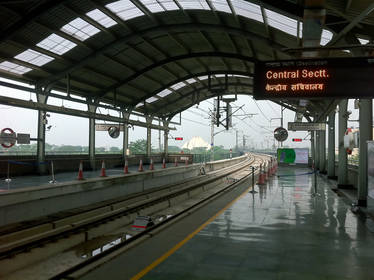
[0,154,193,177]
[0,155,245,227]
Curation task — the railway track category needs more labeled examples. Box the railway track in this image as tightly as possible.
[0,153,272,279]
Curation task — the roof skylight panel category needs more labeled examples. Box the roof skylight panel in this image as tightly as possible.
[157,88,172,97]
[320,29,333,46]
[231,0,263,23]
[106,0,144,20]
[185,78,197,84]
[146,96,158,103]
[15,49,54,67]
[139,0,164,12]
[211,0,232,13]
[86,9,118,28]
[0,61,32,75]
[61,18,100,41]
[135,102,144,108]
[157,0,179,11]
[171,81,186,90]
[198,75,209,80]
[177,0,210,10]
[265,9,298,37]
[36,33,77,55]
[358,37,369,45]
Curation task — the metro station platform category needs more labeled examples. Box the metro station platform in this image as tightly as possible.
[126,166,374,280]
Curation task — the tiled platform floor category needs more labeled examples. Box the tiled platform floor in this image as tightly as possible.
[143,166,374,280]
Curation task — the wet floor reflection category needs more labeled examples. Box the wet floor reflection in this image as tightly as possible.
[144,166,374,280]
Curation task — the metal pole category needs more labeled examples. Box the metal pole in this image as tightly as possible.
[249,166,257,194]
[5,162,11,183]
[49,161,57,184]
[210,110,214,161]
[281,107,284,147]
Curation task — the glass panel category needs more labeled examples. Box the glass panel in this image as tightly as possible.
[265,9,298,37]
[0,61,32,75]
[86,9,118,28]
[146,96,158,103]
[320,29,333,46]
[157,88,172,97]
[36,33,77,55]
[231,0,263,23]
[106,0,144,20]
[358,37,369,45]
[171,81,186,90]
[177,0,210,10]
[211,0,231,13]
[14,49,54,66]
[61,17,101,41]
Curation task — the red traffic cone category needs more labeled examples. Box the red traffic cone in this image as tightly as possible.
[100,160,107,177]
[258,164,265,185]
[138,159,144,172]
[124,159,129,174]
[149,158,154,170]
[162,158,166,169]
[174,157,178,167]
[77,161,84,180]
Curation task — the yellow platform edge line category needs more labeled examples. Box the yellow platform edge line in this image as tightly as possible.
[130,184,253,280]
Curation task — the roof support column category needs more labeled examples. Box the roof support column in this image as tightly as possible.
[310,130,315,166]
[357,99,373,206]
[315,130,320,169]
[36,89,48,175]
[338,99,348,187]
[163,120,170,156]
[88,103,97,170]
[146,116,152,156]
[122,111,131,160]
[319,117,327,173]
[327,110,336,179]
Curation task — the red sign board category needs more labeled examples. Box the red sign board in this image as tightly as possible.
[292,138,302,142]
[175,137,183,141]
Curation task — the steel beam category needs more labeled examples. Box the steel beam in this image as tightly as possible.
[36,90,48,175]
[146,117,152,156]
[0,95,175,131]
[357,99,373,206]
[88,104,97,170]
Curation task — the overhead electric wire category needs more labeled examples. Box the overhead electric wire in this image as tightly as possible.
[266,100,279,115]
[252,99,270,122]
[182,117,209,127]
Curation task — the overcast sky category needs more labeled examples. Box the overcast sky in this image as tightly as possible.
[0,78,361,150]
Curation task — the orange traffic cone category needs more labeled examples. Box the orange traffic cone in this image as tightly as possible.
[100,160,107,177]
[162,158,166,169]
[174,157,178,167]
[124,159,129,174]
[149,158,154,170]
[258,164,265,185]
[138,159,144,172]
[77,161,84,180]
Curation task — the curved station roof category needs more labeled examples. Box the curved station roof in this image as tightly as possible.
[0,0,372,120]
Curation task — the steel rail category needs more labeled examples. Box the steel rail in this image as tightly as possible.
[52,154,269,280]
